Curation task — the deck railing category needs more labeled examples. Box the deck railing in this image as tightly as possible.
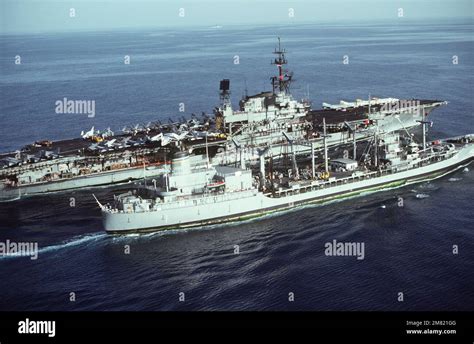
[116,148,459,213]
[267,149,456,199]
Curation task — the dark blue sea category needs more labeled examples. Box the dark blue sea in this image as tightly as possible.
[0,20,473,311]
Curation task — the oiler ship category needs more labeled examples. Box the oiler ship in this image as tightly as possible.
[97,120,474,233]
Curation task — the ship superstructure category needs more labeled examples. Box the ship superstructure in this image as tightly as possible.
[210,39,447,165]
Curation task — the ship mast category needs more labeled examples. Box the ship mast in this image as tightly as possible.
[374,121,379,168]
[417,107,431,151]
[271,37,292,94]
[323,118,329,174]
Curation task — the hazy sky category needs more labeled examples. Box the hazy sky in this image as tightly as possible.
[1,0,473,33]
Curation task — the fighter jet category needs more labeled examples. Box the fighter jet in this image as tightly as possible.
[149,133,163,142]
[81,126,96,139]
[102,127,114,138]
[104,139,117,148]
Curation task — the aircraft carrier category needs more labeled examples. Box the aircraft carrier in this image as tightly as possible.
[210,39,446,165]
[0,39,447,201]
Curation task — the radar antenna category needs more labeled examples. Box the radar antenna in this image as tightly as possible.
[271,37,293,94]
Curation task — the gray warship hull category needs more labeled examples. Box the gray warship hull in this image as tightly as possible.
[0,165,168,201]
[102,141,474,233]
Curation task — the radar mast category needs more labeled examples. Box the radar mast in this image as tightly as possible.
[271,37,293,94]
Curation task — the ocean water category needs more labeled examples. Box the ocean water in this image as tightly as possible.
[0,21,473,311]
